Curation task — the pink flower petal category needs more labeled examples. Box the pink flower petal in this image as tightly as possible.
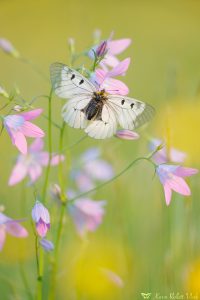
[168,175,191,196]
[37,152,49,166]
[102,78,129,95]
[95,69,107,85]
[21,121,45,138]
[4,115,24,129]
[163,183,172,206]
[174,167,199,178]
[20,109,43,121]
[170,148,187,163]
[74,171,94,192]
[5,222,28,237]
[29,138,44,152]
[8,161,28,185]
[14,131,27,154]
[28,164,42,183]
[84,159,114,181]
[102,54,120,68]
[107,58,130,77]
[36,220,49,238]
[108,39,132,55]
[0,227,6,251]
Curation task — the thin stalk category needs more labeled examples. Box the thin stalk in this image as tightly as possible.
[49,203,66,300]
[42,88,53,203]
[35,235,42,300]
[58,121,66,193]
[69,155,156,203]
[49,121,67,300]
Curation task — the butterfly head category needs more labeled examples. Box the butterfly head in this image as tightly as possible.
[93,89,108,102]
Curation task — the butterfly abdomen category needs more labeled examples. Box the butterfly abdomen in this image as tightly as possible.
[85,99,103,121]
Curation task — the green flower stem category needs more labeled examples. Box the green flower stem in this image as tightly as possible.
[42,88,53,203]
[49,203,66,300]
[69,154,156,203]
[49,122,67,300]
[38,88,52,300]
[35,235,42,300]
[58,121,66,195]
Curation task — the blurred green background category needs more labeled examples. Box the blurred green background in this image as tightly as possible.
[0,0,200,299]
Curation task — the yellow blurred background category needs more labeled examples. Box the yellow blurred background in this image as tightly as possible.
[0,0,200,299]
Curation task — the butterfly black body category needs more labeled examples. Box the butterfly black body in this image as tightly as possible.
[84,90,108,121]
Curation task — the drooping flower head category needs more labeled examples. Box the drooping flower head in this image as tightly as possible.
[4,109,44,154]
[32,201,50,238]
[156,164,198,205]
[0,212,28,251]
[8,138,65,186]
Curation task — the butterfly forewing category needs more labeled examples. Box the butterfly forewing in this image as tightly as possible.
[107,95,155,130]
[50,63,96,98]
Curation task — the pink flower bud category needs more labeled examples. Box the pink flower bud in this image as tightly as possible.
[116,130,140,140]
[96,40,108,57]
[0,38,20,58]
[32,201,50,237]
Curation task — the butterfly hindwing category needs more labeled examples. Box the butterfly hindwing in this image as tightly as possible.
[85,104,117,139]
[62,94,91,129]
[50,63,96,98]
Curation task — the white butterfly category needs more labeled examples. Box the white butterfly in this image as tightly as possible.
[50,63,155,139]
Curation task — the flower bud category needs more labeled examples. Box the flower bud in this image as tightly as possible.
[96,40,108,57]
[40,238,54,252]
[68,38,75,55]
[13,105,24,112]
[116,130,140,140]
[0,38,20,58]
[0,86,9,98]
[32,201,50,237]
[50,184,62,202]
